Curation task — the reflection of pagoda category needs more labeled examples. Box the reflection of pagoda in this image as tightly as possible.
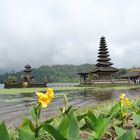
[91,36,118,80]
[22,64,34,83]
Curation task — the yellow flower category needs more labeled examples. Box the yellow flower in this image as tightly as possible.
[36,88,54,108]
[119,93,126,100]
[46,88,54,99]
[124,97,131,107]
[122,112,127,117]
[36,92,50,108]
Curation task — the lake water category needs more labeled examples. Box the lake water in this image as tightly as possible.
[0,87,140,125]
[0,84,4,88]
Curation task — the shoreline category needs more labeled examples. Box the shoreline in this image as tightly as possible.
[0,84,140,94]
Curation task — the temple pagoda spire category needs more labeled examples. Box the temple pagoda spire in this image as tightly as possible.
[92,36,118,80]
[96,36,113,67]
[22,64,34,83]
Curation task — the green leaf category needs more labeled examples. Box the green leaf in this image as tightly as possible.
[30,106,37,121]
[133,113,140,126]
[65,105,73,115]
[92,115,106,139]
[77,113,87,122]
[43,124,66,140]
[18,128,36,140]
[67,109,80,140]
[0,122,10,140]
[105,117,111,127]
[84,117,94,130]
[109,103,120,117]
[57,115,69,139]
[113,126,126,137]
[80,124,89,130]
[87,111,97,123]
[117,128,136,140]
[58,107,63,113]
[20,117,35,135]
[44,118,53,124]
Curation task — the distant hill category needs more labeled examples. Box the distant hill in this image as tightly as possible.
[0,64,128,83]
[0,69,9,75]
[0,64,94,83]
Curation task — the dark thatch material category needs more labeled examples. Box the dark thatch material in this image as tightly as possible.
[122,71,140,78]
[91,67,118,73]
[92,36,118,79]
[78,71,90,75]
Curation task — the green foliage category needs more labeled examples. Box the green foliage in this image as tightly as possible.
[43,108,80,140]
[108,103,120,117]
[1,92,140,140]
[20,117,35,135]
[89,115,110,139]
[18,129,36,140]
[133,113,140,126]
[43,124,66,140]
[6,75,17,83]
[0,64,94,83]
[113,126,126,137]
[0,122,10,140]
[44,95,80,140]
[117,128,135,140]
[67,109,80,140]
[57,115,69,139]
[114,68,128,79]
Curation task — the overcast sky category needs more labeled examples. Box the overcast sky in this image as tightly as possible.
[0,0,140,71]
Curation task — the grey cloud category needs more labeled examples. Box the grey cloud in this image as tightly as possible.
[0,0,140,71]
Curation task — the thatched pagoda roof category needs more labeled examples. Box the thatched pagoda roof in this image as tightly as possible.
[91,67,118,73]
[93,36,118,73]
[122,71,140,78]
[78,71,90,75]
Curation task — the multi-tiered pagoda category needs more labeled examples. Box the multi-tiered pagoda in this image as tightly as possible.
[4,64,47,88]
[91,36,118,80]
[22,64,34,83]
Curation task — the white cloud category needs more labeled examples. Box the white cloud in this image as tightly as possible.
[0,0,140,71]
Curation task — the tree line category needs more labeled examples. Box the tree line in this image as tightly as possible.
[0,64,127,83]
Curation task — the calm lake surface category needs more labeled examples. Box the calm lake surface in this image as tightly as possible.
[0,85,140,125]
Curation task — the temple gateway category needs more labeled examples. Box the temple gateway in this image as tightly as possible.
[78,36,118,84]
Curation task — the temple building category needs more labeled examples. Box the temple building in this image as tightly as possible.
[78,36,118,84]
[91,36,118,81]
[121,67,140,83]
[78,71,90,84]
[22,64,34,83]
[4,64,47,88]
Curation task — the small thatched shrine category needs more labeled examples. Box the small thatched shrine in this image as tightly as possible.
[121,67,140,83]
[4,64,47,88]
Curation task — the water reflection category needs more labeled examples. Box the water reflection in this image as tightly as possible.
[1,88,140,124]
[19,93,36,107]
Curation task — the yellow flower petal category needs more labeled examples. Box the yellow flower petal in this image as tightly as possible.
[36,92,45,100]
[124,97,131,106]
[119,93,126,99]
[40,100,48,108]
[45,88,54,99]
[36,88,54,108]
[47,88,54,93]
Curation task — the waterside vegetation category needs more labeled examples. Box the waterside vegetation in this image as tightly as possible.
[1,88,140,140]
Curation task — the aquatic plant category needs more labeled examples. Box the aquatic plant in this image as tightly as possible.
[1,90,140,140]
